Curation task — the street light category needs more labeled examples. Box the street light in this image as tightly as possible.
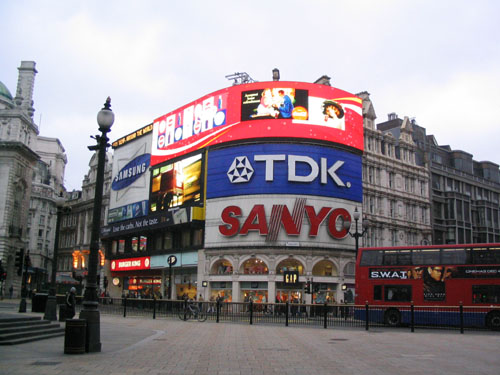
[44,193,69,321]
[78,97,114,353]
[344,207,369,261]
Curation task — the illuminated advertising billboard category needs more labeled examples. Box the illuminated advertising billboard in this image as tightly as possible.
[205,195,357,249]
[151,82,362,166]
[206,144,362,202]
[149,153,203,214]
[108,125,152,224]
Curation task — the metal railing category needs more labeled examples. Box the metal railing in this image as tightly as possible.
[73,298,499,333]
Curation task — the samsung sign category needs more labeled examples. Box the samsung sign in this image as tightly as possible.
[207,144,362,202]
[112,153,151,191]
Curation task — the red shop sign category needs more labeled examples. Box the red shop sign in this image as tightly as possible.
[111,256,151,271]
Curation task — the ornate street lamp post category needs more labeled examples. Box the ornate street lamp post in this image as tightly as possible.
[44,194,69,320]
[344,207,369,261]
[78,97,114,352]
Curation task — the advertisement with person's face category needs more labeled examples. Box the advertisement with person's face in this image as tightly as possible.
[151,82,363,166]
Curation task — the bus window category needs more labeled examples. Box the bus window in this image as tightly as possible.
[472,285,500,304]
[360,250,384,266]
[383,251,398,265]
[441,248,466,264]
[384,285,412,302]
[472,247,500,265]
[398,250,412,265]
[412,249,440,265]
[374,285,382,301]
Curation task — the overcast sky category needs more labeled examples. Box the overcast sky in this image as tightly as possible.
[2,0,499,191]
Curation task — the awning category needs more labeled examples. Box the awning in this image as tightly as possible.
[56,274,79,285]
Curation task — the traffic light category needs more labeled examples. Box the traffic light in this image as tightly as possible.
[304,281,311,294]
[15,249,24,276]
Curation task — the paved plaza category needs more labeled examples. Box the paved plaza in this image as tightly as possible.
[0,299,499,375]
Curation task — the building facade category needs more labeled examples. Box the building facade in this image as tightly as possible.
[57,151,112,294]
[99,80,363,305]
[377,114,500,245]
[358,93,433,247]
[0,61,67,297]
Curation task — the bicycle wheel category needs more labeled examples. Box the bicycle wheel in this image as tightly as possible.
[178,308,189,321]
[197,310,207,322]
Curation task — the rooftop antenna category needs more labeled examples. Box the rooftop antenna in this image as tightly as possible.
[225,72,256,86]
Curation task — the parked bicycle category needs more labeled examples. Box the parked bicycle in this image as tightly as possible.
[178,301,207,322]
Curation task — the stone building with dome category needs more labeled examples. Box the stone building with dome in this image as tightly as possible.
[0,61,66,297]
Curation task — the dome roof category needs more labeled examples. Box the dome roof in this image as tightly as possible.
[0,81,14,107]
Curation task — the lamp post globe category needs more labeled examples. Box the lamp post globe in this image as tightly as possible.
[97,97,114,131]
[77,97,114,353]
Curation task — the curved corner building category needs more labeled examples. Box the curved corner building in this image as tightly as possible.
[104,81,364,305]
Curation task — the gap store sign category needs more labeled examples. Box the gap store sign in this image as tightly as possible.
[206,143,362,202]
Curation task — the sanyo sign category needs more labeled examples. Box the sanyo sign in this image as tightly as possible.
[207,143,362,202]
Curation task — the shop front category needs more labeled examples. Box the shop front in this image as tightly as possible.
[240,281,268,304]
[210,281,232,302]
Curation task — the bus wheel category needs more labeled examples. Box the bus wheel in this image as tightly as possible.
[486,311,500,330]
[384,309,401,327]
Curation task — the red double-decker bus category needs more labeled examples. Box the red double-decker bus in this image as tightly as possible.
[355,243,500,329]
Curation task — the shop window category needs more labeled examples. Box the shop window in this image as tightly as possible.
[211,259,233,275]
[181,230,191,247]
[139,236,147,251]
[312,260,338,276]
[163,232,173,250]
[118,239,125,254]
[210,282,232,302]
[192,228,203,246]
[241,258,268,274]
[131,237,138,252]
[276,259,304,275]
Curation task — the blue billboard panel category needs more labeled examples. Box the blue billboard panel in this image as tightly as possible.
[206,144,362,202]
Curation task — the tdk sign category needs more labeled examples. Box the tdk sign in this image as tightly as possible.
[227,155,347,186]
[112,154,151,191]
[207,144,362,202]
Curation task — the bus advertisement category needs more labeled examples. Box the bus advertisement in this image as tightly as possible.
[355,243,500,330]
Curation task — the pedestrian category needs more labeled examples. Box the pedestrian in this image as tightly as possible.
[9,285,13,299]
[66,287,76,319]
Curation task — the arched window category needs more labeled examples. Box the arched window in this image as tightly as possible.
[276,259,304,275]
[343,262,355,277]
[211,259,233,275]
[241,258,268,274]
[312,260,338,276]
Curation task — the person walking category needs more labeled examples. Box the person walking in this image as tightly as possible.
[9,285,13,299]
[66,287,76,319]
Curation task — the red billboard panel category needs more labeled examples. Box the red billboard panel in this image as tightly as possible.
[151,81,363,166]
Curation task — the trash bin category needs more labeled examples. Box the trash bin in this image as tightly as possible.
[31,293,49,312]
[59,304,67,322]
[64,319,86,354]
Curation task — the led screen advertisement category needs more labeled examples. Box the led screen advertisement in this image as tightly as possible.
[108,129,152,224]
[151,82,363,166]
[205,195,358,249]
[149,153,203,214]
[206,143,362,202]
